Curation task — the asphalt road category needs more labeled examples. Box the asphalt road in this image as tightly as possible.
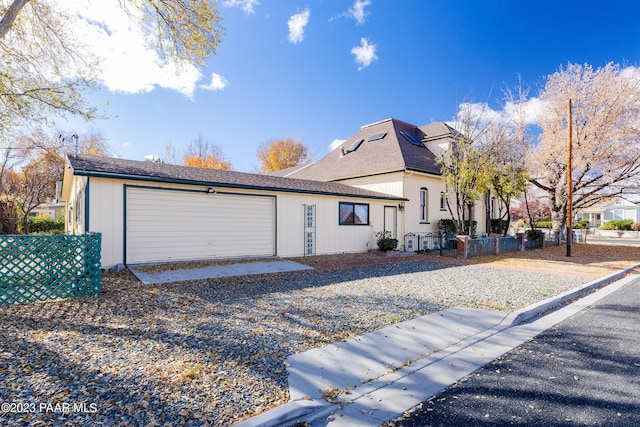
[387,276,640,427]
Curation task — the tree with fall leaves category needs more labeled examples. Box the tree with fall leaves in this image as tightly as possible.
[183,135,232,170]
[4,150,62,233]
[0,0,223,132]
[256,138,310,174]
[0,129,112,233]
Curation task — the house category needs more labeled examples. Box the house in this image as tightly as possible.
[287,118,491,242]
[61,155,406,269]
[575,196,640,228]
[29,182,65,220]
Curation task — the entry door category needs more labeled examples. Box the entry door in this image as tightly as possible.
[384,206,397,239]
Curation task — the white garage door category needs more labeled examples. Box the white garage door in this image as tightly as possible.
[126,188,275,264]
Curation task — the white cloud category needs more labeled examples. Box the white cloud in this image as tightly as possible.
[223,0,260,15]
[329,138,346,151]
[499,98,548,126]
[201,73,229,91]
[61,1,206,98]
[349,0,371,25]
[351,38,378,70]
[288,9,310,44]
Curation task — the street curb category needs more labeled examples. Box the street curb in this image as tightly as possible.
[234,263,640,427]
[510,262,640,325]
[233,400,329,427]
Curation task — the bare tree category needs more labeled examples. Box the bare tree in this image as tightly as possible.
[522,63,640,230]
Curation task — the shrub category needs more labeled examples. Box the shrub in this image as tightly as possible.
[437,219,457,235]
[632,222,640,232]
[600,219,634,230]
[464,220,478,238]
[574,220,590,229]
[525,228,544,240]
[28,216,65,234]
[514,219,527,229]
[374,230,398,251]
[533,220,553,229]
[490,219,510,234]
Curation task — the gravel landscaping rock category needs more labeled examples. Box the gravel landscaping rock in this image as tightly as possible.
[0,246,636,426]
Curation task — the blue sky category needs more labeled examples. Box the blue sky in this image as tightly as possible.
[64,0,640,172]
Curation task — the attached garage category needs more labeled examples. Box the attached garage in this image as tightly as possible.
[125,186,275,264]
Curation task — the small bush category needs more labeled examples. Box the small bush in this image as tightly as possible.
[375,230,398,251]
[514,219,527,229]
[490,219,510,234]
[533,220,553,229]
[28,216,65,234]
[632,222,640,232]
[600,219,634,230]
[574,220,590,229]
[525,228,544,240]
[437,219,457,235]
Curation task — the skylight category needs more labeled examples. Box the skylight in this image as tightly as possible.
[367,132,387,142]
[347,138,364,153]
[400,131,423,146]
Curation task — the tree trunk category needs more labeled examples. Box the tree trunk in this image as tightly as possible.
[550,205,566,231]
[0,0,30,39]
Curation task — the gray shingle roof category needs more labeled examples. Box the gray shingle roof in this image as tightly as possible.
[66,155,406,201]
[289,118,450,182]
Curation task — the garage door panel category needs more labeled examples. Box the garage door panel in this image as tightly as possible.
[126,189,275,264]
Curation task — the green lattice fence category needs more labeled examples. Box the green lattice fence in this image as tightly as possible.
[0,233,102,306]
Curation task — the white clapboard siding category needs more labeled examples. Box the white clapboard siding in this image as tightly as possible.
[126,188,274,264]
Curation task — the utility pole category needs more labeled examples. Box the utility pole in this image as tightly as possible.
[567,99,572,257]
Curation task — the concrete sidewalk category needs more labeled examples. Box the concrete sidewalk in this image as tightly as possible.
[128,260,314,285]
[235,264,640,427]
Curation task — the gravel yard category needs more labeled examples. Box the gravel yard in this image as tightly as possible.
[1,244,638,426]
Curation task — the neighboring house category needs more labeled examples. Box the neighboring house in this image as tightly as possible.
[61,155,406,269]
[288,118,491,242]
[575,196,640,228]
[29,182,65,220]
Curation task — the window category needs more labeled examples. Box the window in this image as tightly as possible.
[420,188,428,222]
[367,132,387,142]
[400,131,423,146]
[440,192,446,211]
[339,202,369,225]
[347,139,364,153]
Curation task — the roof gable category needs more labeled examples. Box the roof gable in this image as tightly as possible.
[65,155,406,201]
[290,118,450,182]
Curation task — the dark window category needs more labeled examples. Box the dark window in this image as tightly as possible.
[347,139,364,153]
[339,202,369,225]
[367,132,387,142]
[420,188,428,222]
[400,131,423,146]
[440,191,446,210]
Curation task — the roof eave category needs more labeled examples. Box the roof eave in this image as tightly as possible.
[71,169,407,202]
